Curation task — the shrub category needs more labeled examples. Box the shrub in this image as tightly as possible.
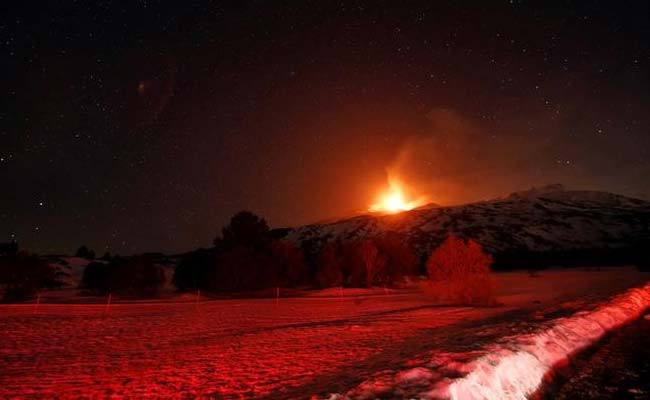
[267,240,307,286]
[298,238,324,284]
[76,245,95,260]
[359,240,388,287]
[339,242,366,287]
[80,255,165,297]
[373,232,418,284]
[215,210,270,249]
[79,261,112,295]
[116,255,166,297]
[316,244,344,288]
[313,237,418,289]
[215,245,266,291]
[173,248,216,292]
[208,211,281,291]
[0,252,56,302]
[424,235,496,306]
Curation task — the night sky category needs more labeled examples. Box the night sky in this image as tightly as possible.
[2,1,649,255]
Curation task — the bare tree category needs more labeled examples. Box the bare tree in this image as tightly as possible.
[425,235,495,305]
[359,240,387,286]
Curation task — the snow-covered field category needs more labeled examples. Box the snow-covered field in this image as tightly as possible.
[1,268,649,399]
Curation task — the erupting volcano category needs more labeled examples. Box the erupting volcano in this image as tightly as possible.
[369,177,427,214]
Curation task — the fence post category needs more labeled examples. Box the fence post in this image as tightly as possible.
[105,293,112,314]
[33,293,40,314]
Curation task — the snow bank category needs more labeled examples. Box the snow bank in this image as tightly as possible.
[447,284,650,399]
[335,283,650,399]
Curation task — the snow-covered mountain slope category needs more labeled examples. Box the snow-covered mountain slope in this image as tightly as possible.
[286,185,650,257]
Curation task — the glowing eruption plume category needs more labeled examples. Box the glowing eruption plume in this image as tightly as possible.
[369,176,427,213]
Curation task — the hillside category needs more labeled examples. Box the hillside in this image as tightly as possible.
[286,185,650,266]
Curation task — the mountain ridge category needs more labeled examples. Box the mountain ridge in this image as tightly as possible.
[285,185,650,261]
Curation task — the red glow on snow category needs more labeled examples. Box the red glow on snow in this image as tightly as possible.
[0,294,466,398]
[336,282,650,400]
[446,284,650,399]
[2,272,649,399]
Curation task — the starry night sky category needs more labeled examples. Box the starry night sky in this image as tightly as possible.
[2,1,649,255]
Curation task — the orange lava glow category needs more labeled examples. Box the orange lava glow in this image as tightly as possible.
[369,177,426,213]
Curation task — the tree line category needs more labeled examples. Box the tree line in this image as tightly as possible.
[172,211,419,292]
[0,251,58,302]
[8,209,592,305]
